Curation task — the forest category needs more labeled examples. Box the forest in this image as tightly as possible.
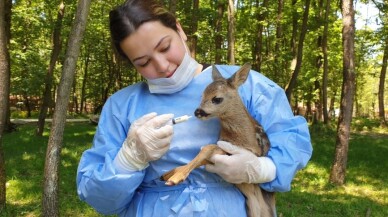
[2,0,387,122]
[0,0,387,216]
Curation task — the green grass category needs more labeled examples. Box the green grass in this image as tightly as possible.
[1,118,388,216]
[277,119,388,217]
[2,123,106,217]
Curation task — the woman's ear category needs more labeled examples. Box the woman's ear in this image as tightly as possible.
[176,22,187,41]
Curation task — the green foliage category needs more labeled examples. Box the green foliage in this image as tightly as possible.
[2,122,388,216]
[7,1,387,118]
[10,111,39,119]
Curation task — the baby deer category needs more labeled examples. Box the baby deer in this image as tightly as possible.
[162,63,275,217]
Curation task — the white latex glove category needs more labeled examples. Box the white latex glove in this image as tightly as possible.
[205,141,276,184]
[114,112,174,172]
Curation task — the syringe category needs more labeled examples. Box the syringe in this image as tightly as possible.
[170,115,192,125]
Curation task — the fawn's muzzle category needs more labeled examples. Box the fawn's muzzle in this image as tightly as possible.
[194,108,209,118]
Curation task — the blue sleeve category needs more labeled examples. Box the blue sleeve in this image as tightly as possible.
[76,97,145,215]
[243,71,313,192]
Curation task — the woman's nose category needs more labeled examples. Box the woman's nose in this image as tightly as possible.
[154,54,169,74]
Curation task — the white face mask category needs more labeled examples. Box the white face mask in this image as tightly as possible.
[147,38,199,94]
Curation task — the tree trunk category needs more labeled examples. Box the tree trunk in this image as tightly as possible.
[72,78,79,113]
[314,0,324,123]
[80,53,90,114]
[330,0,356,185]
[274,0,284,79]
[214,1,225,64]
[22,92,32,118]
[0,0,11,210]
[252,0,268,71]
[329,91,336,118]
[290,0,298,59]
[285,0,311,102]
[227,0,235,64]
[378,37,387,127]
[169,0,177,15]
[190,0,199,58]
[322,0,331,124]
[36,2,65,136]
[42,0,91,216]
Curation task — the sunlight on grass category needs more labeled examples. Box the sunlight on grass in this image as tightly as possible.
[72,130,96,137]
[277,120,388,217]
[3,121,387,217]
[6,180,41,206]
[21,152,35,161]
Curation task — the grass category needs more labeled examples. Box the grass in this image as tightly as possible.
[1,123,105,217]
[277,119,388,217]
[1,118,388,216]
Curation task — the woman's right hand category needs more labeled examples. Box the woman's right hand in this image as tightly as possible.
[114,112,174,171]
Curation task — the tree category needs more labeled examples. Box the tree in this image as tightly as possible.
[330,0,356,185]
[36,2,65,136]
[372,0,388,127]
[0,0,11,210]
[252,0,268,71]
[274,0,284,79]
[42,0,91,215]
[169,0,177,14]
[285,0,311,102]
[322,0,331,124]
[190,0,199,58]
[214,0,226,64]
[378,37,387,127]
[227,0,235,64]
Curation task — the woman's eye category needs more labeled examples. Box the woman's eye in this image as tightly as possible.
[211,96,223,104]
[161,45,170,52]
[139,60,150,67]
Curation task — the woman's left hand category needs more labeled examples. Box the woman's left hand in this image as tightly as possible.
[205,141,277,184]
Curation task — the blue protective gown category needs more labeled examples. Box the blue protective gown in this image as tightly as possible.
[76,65,313,217]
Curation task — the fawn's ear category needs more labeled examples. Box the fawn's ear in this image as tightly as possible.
[211,65,225,81]
[228,63,251,88]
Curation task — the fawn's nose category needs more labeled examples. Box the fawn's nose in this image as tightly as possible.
[194,108,208,118]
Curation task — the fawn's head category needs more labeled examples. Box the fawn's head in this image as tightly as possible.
[194,63,251,120]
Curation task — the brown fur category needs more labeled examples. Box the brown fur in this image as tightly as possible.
[161,63,275,217]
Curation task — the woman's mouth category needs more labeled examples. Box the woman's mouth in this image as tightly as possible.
[166,68,176,78]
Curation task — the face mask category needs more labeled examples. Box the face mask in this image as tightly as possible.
[147,37,199,94]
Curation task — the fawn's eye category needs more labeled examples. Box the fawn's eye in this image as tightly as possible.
[211,96,223,104]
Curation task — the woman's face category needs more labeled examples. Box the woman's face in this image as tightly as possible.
[120,21,187,79]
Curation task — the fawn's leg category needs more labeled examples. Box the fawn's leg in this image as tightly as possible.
[162,144,225,185]
[236,183,274,217]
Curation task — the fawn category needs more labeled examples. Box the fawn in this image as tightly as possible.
[161,63,275,217]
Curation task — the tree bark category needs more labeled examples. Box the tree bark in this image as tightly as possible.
[330,0,356,185]
[36,2,65,136]
[214,1,225,64]
[80,53,90,114]
[314,0,324,123]
[0,0,11,210]
[290,0,298,59]
[274,0,284,79]
[252,0,268,71]
[227,0,235,64]
[42,0,91,216]
[322,0,331,124]
[378,37,387,126]
[190,0,199,58]
[285,0,311,102]
[169,0,177,15]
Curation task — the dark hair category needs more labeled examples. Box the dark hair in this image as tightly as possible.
[109,0,178,59]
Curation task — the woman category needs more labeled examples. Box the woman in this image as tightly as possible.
[76,0,313,216]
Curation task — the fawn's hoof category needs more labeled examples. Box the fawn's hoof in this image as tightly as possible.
[161,168,187,186]
[165,180,176,186]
